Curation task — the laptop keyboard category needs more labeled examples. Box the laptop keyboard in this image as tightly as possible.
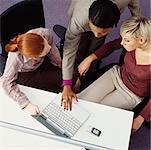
[42,101,83,137]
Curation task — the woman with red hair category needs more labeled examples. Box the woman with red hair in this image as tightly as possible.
[0,28,62,116]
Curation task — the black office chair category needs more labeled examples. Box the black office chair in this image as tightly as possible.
[53,25,67,58]
[0,0,45,76]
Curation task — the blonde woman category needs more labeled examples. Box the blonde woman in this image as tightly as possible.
[65,16,151,131]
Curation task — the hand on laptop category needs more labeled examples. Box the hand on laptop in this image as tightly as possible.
[24,102,41,117]
[61,85,78,111]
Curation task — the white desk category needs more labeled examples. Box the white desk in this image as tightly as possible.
[0,85,84,150]
[0,85,134,150]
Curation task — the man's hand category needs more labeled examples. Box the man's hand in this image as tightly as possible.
[78,54,97,76]
[25,102,41,117]
[61,85,78,111]
[132,115,145,132]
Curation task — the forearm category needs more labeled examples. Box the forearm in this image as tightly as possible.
[87,53,97,62]
[94,38,122,60]
[2,80,30,108]
[1,52,30,108]
[62,35,81,80]
[62,50,77,81]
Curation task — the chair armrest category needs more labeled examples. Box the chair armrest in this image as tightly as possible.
[53,25,67,58]
[53,25,67,41]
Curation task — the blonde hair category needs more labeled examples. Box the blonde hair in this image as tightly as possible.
[5,33,45,57]
[120,16,151,47]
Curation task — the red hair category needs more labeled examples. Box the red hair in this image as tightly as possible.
[5,33,44,57]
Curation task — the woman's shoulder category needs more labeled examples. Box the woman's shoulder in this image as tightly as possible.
[8,51,19,57]
[27,27,52,42]
[28,27,51,35]
[8,51,23,63]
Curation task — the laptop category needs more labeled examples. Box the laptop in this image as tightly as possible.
[41,93,90,137]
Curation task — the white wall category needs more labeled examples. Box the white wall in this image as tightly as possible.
[0,0,23,14]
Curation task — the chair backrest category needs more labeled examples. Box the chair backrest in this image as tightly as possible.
[0,0,45,57]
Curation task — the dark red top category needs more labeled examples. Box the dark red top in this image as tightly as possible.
[94,38,151,121]
[120,50,150,97]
